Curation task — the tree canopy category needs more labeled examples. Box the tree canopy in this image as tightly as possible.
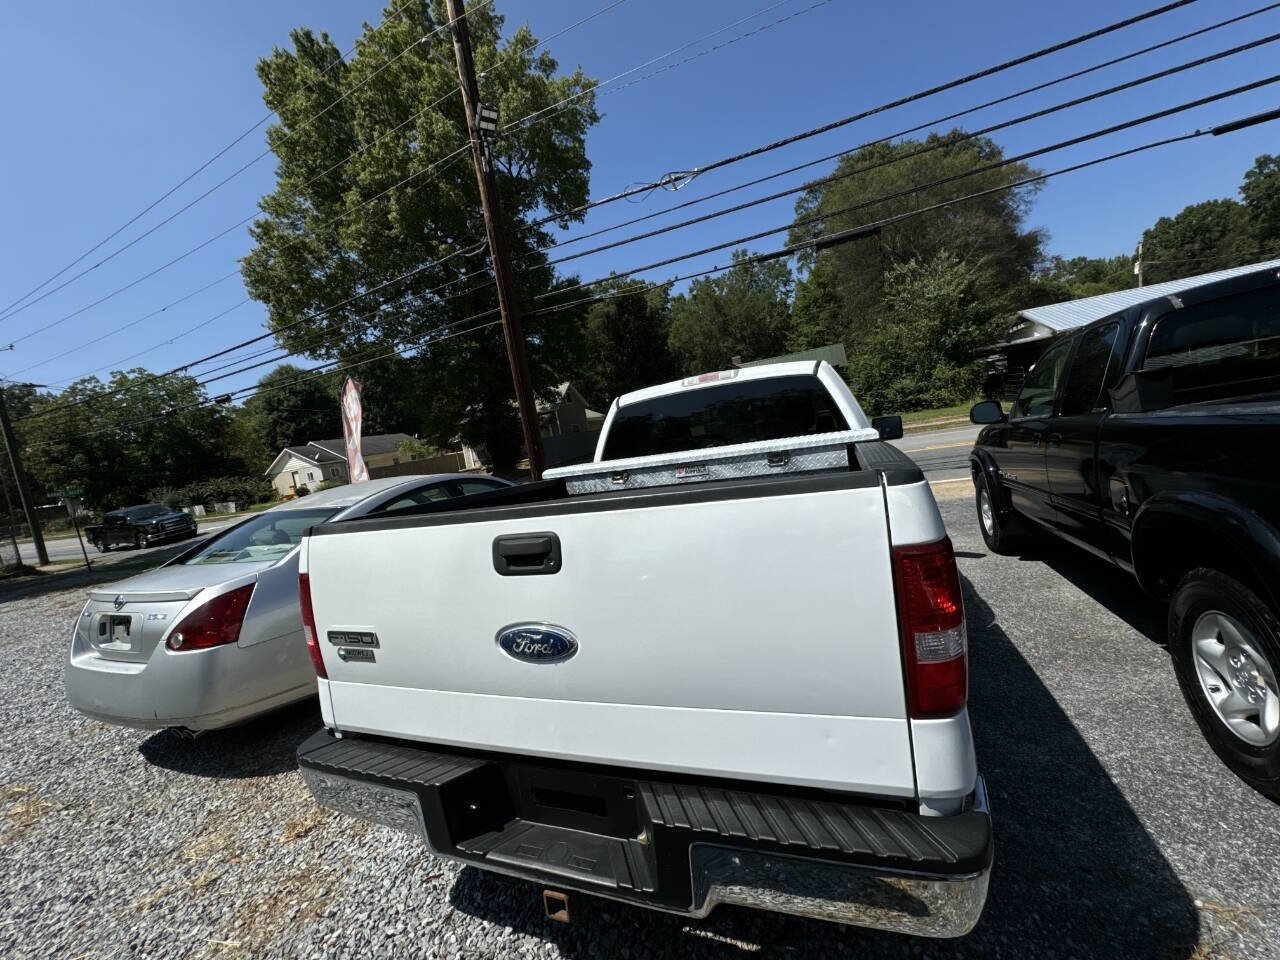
[788,131,1045,343]
[240,0,599,468]
[575,276,678,408]
[668,252,794,373]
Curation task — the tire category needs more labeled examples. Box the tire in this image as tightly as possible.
[134,532,145,550]
[1170,568,1280,802]
[93,537,109,554]
[974,473,1021,556]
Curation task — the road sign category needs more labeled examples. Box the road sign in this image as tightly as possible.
[49,487,84,499]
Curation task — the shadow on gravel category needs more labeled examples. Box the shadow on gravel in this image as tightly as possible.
[447,578,1199,959]
[1017,538,1166,645]
[138,698,320,778]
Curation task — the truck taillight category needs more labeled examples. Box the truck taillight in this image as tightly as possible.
[167,584,255,651]
[299,572,327,679]
[893,537,967,718]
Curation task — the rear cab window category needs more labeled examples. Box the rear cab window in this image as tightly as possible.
[1142,282,1280,402]
[601,374,849,461]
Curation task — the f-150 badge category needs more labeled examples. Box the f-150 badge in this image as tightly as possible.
[496,623,578,664]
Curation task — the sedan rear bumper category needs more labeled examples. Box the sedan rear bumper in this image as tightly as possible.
[65,633,312,731]
[297,729,992,937]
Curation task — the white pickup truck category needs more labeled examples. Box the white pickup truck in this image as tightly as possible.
[296,361,991,937]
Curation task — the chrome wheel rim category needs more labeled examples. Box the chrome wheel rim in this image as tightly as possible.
[979,489,995,537]
[1192,610,1280,747]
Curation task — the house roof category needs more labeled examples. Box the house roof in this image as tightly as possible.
[739,343,848,369]
[265,433,414,475]
[1016,259,1280,336]
[309,433,413,458]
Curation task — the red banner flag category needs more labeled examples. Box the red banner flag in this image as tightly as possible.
[340,377,369,483]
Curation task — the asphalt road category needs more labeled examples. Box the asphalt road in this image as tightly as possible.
[890,423,980,482]
[15,515,244,566]
[1,466,1277,958]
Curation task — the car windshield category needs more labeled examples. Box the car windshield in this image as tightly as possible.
[184,508,337,565]
[127,505,170,520]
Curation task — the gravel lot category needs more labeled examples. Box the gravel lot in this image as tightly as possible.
[2,484,1279,959]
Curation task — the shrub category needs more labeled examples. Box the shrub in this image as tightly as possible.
[147,476,275,509]
[294,484,311,497]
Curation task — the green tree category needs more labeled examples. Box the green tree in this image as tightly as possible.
[846,252,1000,414]
[788,131,1045,342]
[240,1,598,470]
[16,371,231,509]
[1037,254,1135,299]
[224,405,274,476]
[576,275,678,407]
[1242,154,1280,254]
[668,251,793,373]
[1140,199,1258,284]
[241,364,343,450]
[787,261,846,352]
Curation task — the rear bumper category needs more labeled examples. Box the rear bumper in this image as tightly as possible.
[297,729,992,937]
[65,634,311,731]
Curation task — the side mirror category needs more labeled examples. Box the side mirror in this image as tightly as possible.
[871,415,903,440]
[970,400,1006,424]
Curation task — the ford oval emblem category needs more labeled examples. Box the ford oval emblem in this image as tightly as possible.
[496,623,578,664]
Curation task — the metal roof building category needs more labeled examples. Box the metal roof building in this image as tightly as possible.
[1004,258,1280,347]
[739,342,848,369]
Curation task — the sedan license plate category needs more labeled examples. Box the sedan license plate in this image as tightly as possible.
[106,615,131,643]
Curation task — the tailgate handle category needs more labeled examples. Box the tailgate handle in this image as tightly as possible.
[493,532,561,576]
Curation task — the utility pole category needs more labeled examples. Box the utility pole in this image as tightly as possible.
[0,385,49,566]
[446,0,545,480]
[1135,240,1145,287]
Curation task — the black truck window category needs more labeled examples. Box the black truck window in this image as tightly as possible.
[1144,283,1280,401]
[602,374,849,460]
[1009,340,1072,420]
[1059,323,1120,416]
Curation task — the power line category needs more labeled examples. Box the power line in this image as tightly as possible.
[536,0,1280,257]
[541,50,1280,271]
[23,99,1280,447]
[10,272,242,377]
[1,0,624,335]
[79,99,1280,436]
[0,0,662,349]
[24,27,1264,421]
[0,0,487,324]
[12,0,1212,399]
[4,0,815,373]
[502,0,832,135]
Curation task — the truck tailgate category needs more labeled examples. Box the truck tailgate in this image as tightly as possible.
[304,472,916,797]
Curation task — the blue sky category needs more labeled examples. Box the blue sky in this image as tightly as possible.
[1,0,1277,399]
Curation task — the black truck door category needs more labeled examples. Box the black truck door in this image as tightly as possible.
[1046,322,1124,555]
[1002,338,1073,526]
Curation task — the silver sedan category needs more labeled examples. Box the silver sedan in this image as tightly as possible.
[64,474,510,732]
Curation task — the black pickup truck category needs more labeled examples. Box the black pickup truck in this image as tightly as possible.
[84,503,198,552]
[969,264,1280,799]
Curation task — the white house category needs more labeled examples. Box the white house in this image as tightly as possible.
[264,434,411,498]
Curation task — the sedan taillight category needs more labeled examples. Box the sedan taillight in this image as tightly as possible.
[299,572,327,679]
[893,537,967,718]
[167,584,255,651]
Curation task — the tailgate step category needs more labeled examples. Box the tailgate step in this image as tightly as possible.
[461,821,656,891]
